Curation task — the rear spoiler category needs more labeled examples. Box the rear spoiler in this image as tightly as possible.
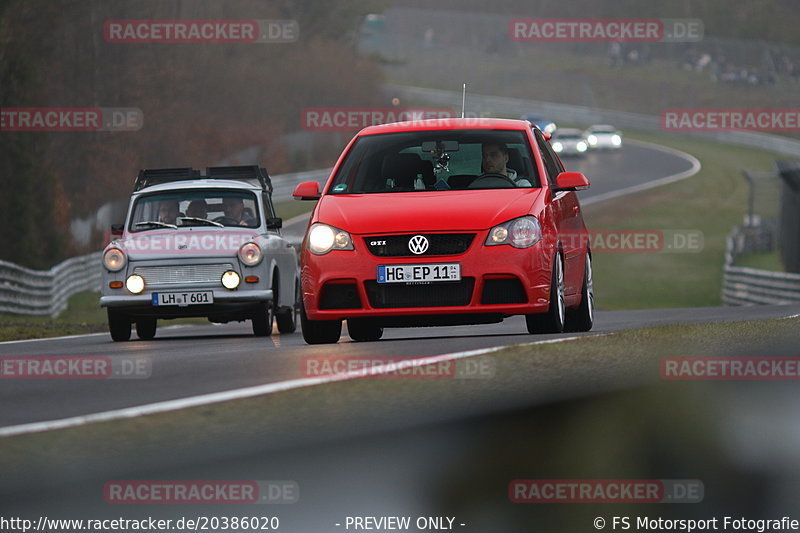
[133,165,272,192]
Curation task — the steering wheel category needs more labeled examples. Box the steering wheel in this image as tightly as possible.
[213,215,240,226]
[468,173,517,188]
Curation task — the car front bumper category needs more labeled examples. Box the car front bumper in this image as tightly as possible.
[301,234,556,322]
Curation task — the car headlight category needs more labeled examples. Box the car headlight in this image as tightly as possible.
[545,123,556,134]
[238,242,263,266]
[103,248,126,272]
[126,274,145,294]
[577,141,588,152]
[485,216,542,249]
[221,270,241,290]
[308,223,353,255]
[587,135,598,145]
[612,134,622,146]
[552,142,563,152]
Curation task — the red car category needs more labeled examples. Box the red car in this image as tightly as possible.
[292,118,593,344]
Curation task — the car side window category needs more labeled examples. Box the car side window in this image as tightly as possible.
[534,129,564,188]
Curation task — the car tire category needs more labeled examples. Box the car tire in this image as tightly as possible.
[300,301,341,344]
[347,318,384,342]
[108,309,131,342]
[275,278,299,334]
[136,318,157,340]
[251,303,274,336]
[565,253,594,332]
[525,252,565,334]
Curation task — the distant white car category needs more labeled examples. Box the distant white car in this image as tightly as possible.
[583,125,623,150]
[551,128,588,157]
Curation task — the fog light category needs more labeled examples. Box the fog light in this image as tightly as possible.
[126,274,145,294]
[221,270,241,290]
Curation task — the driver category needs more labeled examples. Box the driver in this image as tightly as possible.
[221,196,256,226]
[157,199,179,225]
[481,143,532,187]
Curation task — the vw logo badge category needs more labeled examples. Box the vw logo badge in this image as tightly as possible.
[408,235,429,255]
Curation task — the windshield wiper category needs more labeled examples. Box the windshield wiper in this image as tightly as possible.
[135,221,178,229]
[178,216,224,227]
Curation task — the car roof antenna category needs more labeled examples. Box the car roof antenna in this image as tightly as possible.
[461,83,466,118]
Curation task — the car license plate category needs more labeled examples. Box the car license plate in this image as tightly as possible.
[377,263,461,284]
[152,291,214,306]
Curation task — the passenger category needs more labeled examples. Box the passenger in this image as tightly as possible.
[186,199,209,219]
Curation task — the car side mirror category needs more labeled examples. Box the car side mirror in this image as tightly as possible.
[293,181,321,200]
[554,171,590,191]
[266,217,283,230]
[542,131,552,141]
[111,224,124,237]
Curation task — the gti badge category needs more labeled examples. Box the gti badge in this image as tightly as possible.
[408,235,429,255]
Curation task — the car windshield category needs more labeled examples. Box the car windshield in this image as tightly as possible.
[129,189,259,232]
[328,129,540,193]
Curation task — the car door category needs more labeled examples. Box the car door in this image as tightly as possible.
[533,129,584,297]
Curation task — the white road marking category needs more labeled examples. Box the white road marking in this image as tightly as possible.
[0,335,589,437]
[581,139,702,206]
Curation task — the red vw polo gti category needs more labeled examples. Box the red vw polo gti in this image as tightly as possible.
[293,118,593,344]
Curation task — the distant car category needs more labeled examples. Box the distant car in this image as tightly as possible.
[292,118,594,344]
[100,166,299,341]
[551,128,589,157]
[520,113,557,135]
[583,125,623,150]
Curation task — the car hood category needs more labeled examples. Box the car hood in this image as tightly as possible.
[315,189,544,234]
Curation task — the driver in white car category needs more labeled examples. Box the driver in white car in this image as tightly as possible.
[481,143,532,187]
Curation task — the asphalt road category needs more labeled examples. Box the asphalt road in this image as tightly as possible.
[0,140,701,430]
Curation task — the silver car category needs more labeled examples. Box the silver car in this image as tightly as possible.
[100,166,299,341]
[551,128,589,157]
[583,124,623,150]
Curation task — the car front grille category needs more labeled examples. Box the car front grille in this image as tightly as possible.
[133,263,234,286]
[365,278,475,308]
[364,234,475,257]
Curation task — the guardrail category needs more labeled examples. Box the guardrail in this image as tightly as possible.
[0,252,102,317]
[0,168,331,318]
[388,85,800,158]
[722,235,800,306]
[5,87,799,316]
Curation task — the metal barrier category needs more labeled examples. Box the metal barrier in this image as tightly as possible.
[388,85,800,158]
[0,168,330,318]
[4,87,800,315]
[722,235,800,306]
[0,252,102,317]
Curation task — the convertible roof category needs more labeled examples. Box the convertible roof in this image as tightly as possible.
[134,165,272,192]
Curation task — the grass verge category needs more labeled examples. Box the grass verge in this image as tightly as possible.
[2,315,796,488]
[580,130,783,308]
